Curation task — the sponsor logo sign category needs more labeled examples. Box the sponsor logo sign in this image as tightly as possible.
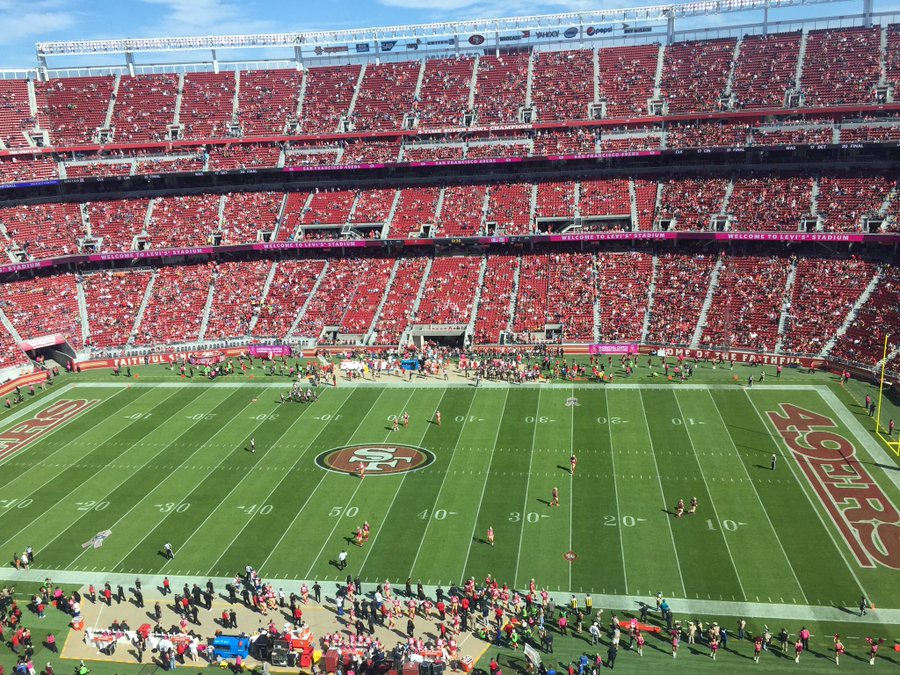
[564,27,579,38]
[316,443,435,476]
[585,26,613,36]
[355,43,370,53]
[767,404,900,569]
[0,399,99,461]
[588,343,638,355]
[314,45,349,55]
[468,34,485,46]
[381,40,398,52]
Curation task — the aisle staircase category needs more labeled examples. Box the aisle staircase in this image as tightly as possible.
[821,268,883,357]
[127,270,157,346]
[774,259,799,354]
[641,255,659,343]
[690,257,725,347]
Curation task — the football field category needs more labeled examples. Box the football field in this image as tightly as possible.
[1,376,898,616]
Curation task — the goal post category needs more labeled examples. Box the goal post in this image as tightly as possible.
[874,334,900,457]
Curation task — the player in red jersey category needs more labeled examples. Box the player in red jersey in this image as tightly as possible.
[358,462,366,479]
[675,499,684,517]
[402,412,409,428]
[487,527,494,547]
[355,527,364,547]
[363,521,370,542]
[435,411,441,426]
[834,635,844,666]
[550,487,559,507]
[689,497,697,515]
[570,454,577,475]
[392,417,399,432]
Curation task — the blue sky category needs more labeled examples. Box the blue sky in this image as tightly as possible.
[0,0,882,70]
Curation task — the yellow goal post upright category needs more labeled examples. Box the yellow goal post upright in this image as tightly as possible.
[875,334,900,457]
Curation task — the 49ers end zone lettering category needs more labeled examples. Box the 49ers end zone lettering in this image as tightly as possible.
[316,444,435,476]
[767,403,900,570]
[0,399,99,462]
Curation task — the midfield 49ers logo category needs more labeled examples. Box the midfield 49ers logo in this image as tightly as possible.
[316,444,435,476]
[767,404,900,570]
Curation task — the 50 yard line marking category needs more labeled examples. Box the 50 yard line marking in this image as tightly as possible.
[303,389,410,579]
[604,388,627,594]
[406,389,476,577]
[459,388,509,583]
[673,392,747,602]
[205,388,351,575]
[513,388,542,589]
[708,391,808,604]
[637,390,686,598]
[359,389,453,577]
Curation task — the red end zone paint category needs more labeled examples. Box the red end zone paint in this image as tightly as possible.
[316,444,435,476]
[767,404,900,570]
[0,399,99,462]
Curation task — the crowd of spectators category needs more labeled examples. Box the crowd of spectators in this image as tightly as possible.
[237,69,301,136]
[801,27,880,106]
[531,50,593,122]
[780,256,875,354]
[596,251,653,342]
[656,177,728,230]
[661,38,736,114]
[350,62,420,131]
[727,176,813,232]
[597,44,660,117]
[35,76,114,145]
[132,263,213,345]
[473,54,529,125]
[204,259,271,338]
[730,32,800,109]
[111,74,178,142]
[83,269,152,348]
[473,253,517,343]
[373,257,429,344]
[700,255,790,352]
[253,259,326,338]
[415,256,482,325]
[436,185,486,237]
[415,57,474,129]
[646,253,716,345]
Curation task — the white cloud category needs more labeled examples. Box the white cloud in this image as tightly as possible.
[0,9,76,45]
[140,0,278,36]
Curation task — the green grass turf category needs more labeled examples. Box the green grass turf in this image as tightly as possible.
[0,361,899,674]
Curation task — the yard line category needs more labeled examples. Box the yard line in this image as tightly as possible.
[108,388,282,570]
[707,391,808,603]
[154,392,329,573]
[743,389,871,604]
[636,390,687,598]
[458,388,509,583]
[23,387,227,562]
[303,389,411,578]
[204,389,350,575]
[604,389,627,594]
[672,392,747,601]
[361,389,454,577]
[568,387,574,594]
[513,388,542,590]
[406,390,476,577]
[0,387,185,552]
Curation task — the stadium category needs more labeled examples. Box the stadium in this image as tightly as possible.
[0,0,899,672]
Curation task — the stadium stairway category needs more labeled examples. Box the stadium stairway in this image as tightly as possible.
[821,265,883,356]
[197,271,217,341]
[172,73,185,127]
[466,255,489,341]
[640,255,659,344]
[628,179,639,227]
[344,63,367,129]
[364,258,400,344]
[690,256,725,348]
[721,36,742,106]
[287,261,329,340]
[774,258,799,354]
[247,262,278,335]
[507,254,521,338]
[103,75,120,132]
[127,270,157,347]
[795,29,809,89]
[75,275,90,346]
[0,306,22,344]
[467,55,479,112]
[399,256,433,345]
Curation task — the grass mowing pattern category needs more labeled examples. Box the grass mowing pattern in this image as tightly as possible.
[1,381,897,615]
